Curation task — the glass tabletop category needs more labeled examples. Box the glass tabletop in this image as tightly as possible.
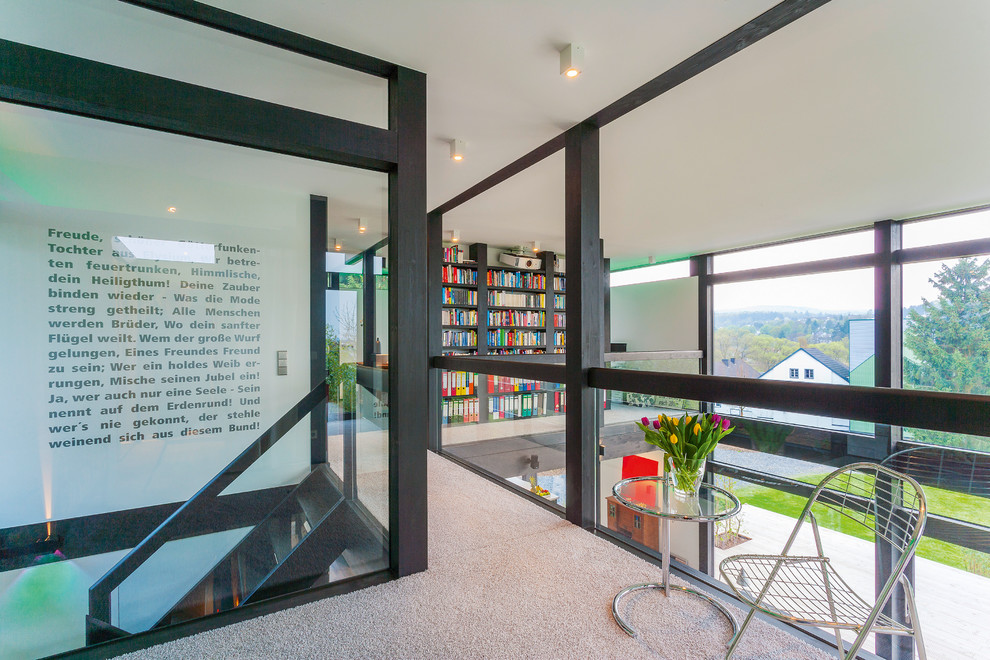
[612,476,741,522]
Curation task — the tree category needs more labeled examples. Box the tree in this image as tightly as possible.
[904,257,990,395]
[904,257,990,450]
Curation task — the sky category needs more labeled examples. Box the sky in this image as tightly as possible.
[612,209,990,312]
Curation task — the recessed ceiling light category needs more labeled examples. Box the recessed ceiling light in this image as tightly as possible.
[560,44,584,79]
[167,207,177,213]
[450,139,465,162]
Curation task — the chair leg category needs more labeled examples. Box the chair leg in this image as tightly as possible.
[901,575,927,660]
[844,626,873,660]
[831,628,846,660]
[725,608,757,660]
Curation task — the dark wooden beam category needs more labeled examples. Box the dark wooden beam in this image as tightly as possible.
[898,237,990,264]
[427,211,443,452]
[0,40,396,170]
[565,122,602,530]
[431,135,565,215]
[591,0,832,127]
[121,0,396,77]
[387,66,428,577]
[311,195,329,466]
[588,368,990,438]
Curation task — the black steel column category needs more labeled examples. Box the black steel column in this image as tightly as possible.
[310,195,328,466]
[471,243,490,422]
[388,66,428,577]
[427,212,443,452]
[564,122,602,529]
[875,219,912,660]
[692,253,716,574]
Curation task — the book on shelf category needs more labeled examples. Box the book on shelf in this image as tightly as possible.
[443,308,478,326]
[488,309,545,326]
[489,291,545,308]
[443,287,478,305]
[554,330,566,346]
[442,264,477,285]
[487,391,566,419]
[443,245,471,264]
[553,312,565,327]
[442,370,475,396]
[442,397,478,424]
[553,294,565,309]
[487,270,546,289]
[553,275,566,291]
[443,329,477,347]
[487,375,540,393]
[486,329,545,347]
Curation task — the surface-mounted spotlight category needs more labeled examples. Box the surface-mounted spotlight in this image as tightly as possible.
[167,207,177,213]
[560,44,584,78]
[450,230,460,243]
[333,237,341,251]
[358,218,367,234]
[450,139,465,162]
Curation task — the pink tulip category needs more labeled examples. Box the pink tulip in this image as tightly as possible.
[652,420,661,429]
[641,417,649,426]
[713,413,721,425]
[722,418,730,431]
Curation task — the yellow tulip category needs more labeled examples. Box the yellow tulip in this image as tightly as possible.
[670,434,678,445]
[685,415,693,426]
[694,424,701,435]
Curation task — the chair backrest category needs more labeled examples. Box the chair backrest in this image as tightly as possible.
[804,462,927,557]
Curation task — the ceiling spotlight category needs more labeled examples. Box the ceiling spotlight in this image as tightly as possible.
[167,207,177,213]
[450,229,460,243]
[333,237,341,251]
[560,44,584,78]
[450,139,465,162]
[358,218,367,234]
[531,241,541,253]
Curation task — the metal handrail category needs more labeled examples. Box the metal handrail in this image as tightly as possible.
[88,382,329,624]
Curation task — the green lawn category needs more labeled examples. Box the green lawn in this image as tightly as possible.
[730,473,990,576]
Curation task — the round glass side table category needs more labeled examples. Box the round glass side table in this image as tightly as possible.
[611,475,742,640]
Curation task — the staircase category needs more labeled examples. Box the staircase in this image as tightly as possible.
[86,383,385,644]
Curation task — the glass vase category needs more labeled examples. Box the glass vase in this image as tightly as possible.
[668,456,706,498]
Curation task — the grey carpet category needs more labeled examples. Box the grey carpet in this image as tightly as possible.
[118,453,833,659]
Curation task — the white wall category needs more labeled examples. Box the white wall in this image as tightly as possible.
[609,277,698,351]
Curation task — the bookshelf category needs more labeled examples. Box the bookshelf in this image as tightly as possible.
[440,242,566,425]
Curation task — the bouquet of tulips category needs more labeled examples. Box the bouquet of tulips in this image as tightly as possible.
[635,412,735,492]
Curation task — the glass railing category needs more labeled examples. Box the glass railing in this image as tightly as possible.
[596,385,990,660]
[440,369,566,510]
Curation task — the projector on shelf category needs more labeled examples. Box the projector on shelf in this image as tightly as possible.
[499,252,541,270]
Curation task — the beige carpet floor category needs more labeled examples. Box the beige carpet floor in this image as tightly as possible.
[118,453,833,660]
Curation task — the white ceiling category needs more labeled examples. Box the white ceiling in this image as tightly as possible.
[4,1,990,267]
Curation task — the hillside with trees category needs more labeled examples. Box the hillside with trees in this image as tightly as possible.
[714,309,861,373]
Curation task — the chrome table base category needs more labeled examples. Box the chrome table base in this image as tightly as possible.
[611,581,739,640]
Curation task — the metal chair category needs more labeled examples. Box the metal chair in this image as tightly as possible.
[719,462,928,660]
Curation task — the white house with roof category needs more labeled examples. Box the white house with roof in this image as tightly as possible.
[715,347,851,431]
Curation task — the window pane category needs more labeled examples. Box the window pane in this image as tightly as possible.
[0,101,388,656]
[903,207,990,249]
[714,230,872,273]
[902,257,990,405]
[610,260,691,287]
